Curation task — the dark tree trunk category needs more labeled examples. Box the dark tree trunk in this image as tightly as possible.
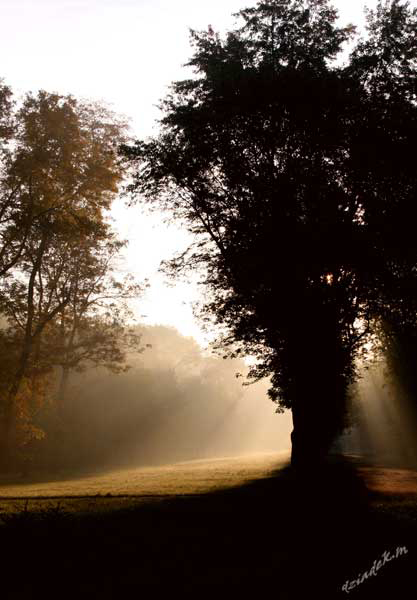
[289,378,344,472]
[286,318,351,472]
[290,405,331,471]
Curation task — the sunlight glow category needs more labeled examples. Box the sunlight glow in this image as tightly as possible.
[0,0,383,346]
[340,358,417,467]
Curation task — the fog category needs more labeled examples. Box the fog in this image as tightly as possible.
[27,324,417,476]
[40,325,292,473]
[336,360,417,469]
[37,323,417,475]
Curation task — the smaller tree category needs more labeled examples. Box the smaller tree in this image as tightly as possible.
[47,228,144,409]
[0,88,131,460]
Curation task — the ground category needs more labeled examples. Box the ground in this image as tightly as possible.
[0,453,416,599]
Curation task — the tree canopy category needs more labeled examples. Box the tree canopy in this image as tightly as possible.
[124,0,417,466]
[0,86,143,467]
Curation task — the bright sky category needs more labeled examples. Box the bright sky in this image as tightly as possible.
[1,0,404,345]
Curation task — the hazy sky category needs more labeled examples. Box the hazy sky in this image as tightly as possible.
[1,0,405,344]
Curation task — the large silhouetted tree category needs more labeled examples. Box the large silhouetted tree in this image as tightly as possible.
[124,0,417,468]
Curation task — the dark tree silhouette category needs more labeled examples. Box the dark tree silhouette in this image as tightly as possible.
[124,0,417,468]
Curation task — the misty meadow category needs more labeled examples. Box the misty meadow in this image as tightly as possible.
[0,0,416,598]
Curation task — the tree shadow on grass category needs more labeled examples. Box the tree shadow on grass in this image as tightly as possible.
[2,455,415,599]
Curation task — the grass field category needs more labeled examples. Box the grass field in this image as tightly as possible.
[1,453,416,599]
[0,452,288,513]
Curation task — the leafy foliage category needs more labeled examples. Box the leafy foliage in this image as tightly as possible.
[124,0,417,462]
[0,86,143,464]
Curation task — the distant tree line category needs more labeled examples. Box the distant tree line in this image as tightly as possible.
[33,325,290,474]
